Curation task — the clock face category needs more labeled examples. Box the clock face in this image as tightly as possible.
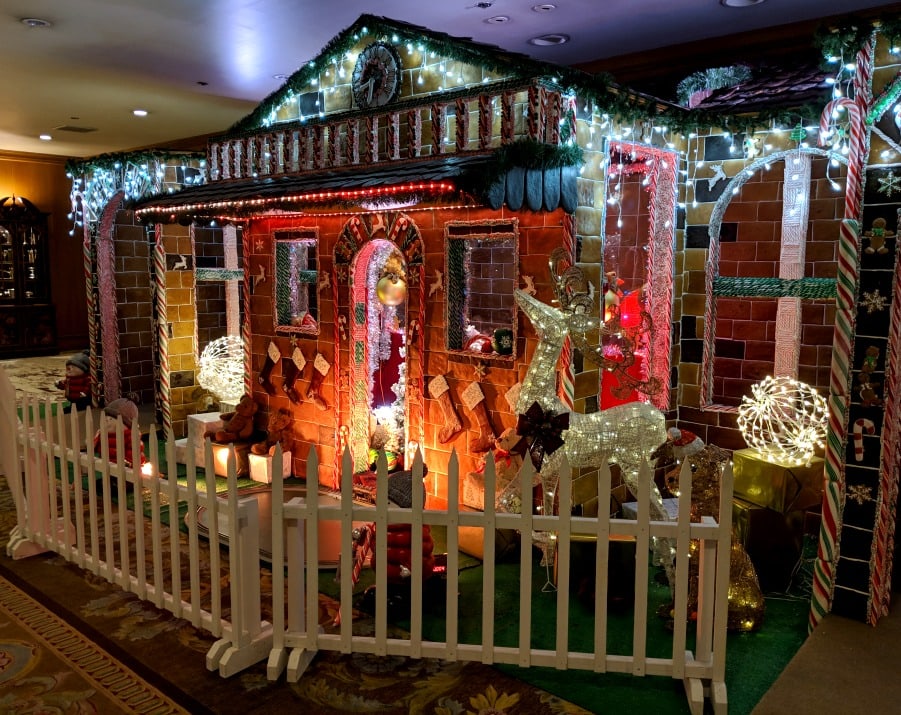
[352,42,402,109]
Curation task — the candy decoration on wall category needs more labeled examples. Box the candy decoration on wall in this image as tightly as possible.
[283,347,306,404]
[462,381,497,454]
[428,269,443,297]
[428,374,462,444]
[258,341,281,394]
[853,418,875,461]
[306,353,331,411]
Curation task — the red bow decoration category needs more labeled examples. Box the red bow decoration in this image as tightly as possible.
[516,401,569,470]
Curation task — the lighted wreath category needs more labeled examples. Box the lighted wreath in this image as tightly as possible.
[736,375,828,466]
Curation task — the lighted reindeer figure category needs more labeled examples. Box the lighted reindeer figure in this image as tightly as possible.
[512,251,670,534]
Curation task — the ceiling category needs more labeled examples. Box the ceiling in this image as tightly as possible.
[2,0,898,159]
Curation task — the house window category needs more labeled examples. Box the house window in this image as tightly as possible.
[445,220,518,357]
[701,148,846,410]
[274,228,319,334]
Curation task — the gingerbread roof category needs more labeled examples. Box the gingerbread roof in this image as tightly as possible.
[691,60,831,112]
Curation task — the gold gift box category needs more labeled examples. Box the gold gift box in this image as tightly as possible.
[732,448,824,514]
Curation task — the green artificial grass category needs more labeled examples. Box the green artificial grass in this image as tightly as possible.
[316,527,809,715]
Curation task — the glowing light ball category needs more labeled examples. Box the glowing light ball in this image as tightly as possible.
[197,335,245,403]
[737,375,828,466]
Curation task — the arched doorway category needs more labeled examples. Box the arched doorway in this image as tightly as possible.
[334,213,425,476]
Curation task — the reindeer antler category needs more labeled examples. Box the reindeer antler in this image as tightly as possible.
[549,248,593,314]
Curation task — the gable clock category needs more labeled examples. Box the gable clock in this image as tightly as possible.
[352,42,402,109]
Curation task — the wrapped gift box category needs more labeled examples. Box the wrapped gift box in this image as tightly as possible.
[733,448,824,513]
[187,412,224,465]
[732,496,805,592]
[249,450,292,483]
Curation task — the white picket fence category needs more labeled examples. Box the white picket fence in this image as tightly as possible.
[0,377,733,715]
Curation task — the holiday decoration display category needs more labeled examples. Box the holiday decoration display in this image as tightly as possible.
[857,346,883,407]
[512,286,669,527]
[258,340,282,395]
[306,353,332,411]
[282,347,306,404]
[197,335,245,404]
[462,381,497,454]
[214,394,259,443]
[251,408,293,456]
[736,376,828,466]
[427,375,463,444]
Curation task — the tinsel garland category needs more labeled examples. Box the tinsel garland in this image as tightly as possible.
[867,72,901,125]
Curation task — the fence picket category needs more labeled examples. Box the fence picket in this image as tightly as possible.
[3,379,733,714]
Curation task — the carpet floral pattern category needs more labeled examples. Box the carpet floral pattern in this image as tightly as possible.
[0,474,591,714]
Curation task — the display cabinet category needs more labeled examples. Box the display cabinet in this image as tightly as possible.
[0,196,56,356]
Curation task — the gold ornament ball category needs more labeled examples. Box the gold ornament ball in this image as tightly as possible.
[377,274,406,306]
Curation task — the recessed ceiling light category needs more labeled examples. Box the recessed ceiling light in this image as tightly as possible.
[21,17,52,28]
[133,109,148,117]
[273,73,289,80]
[39,134,52,141]
[532,3,557,11]
[720,0,766,6]
[528,33,570,46]
[485,15,510,24]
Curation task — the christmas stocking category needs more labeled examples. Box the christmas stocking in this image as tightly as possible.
[463,381,497,453]
[428,375,463,444]
[282,347,306,404]
[258,341,281,395]
[306,353,331,411]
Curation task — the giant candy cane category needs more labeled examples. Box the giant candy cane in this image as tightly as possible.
[810,39,873,631]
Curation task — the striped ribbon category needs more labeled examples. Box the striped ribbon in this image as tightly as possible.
[810,38,873,632]
[455,98,467,152]
[478,94,491,150]
[431,103,446,155]
[152,232,171,436]
[501,91,515,145]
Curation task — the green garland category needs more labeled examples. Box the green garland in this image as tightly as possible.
[677,66,752,106]
[814,13,901,64]
[66,150,205,178]
[458,139,583,196]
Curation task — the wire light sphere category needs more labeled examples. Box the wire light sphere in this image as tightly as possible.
[197,335,245,403]
[737,375,828,466]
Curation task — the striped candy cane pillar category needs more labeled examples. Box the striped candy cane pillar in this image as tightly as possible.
[81,203,99,407]
[243,230,252,398]
[558,213,576,410]
[810,39,873,631]
[153,231,172,436]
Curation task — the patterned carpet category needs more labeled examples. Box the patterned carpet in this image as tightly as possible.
[0,353,69,400]
[0,475,592,714]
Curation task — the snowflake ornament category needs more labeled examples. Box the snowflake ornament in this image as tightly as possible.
[861,289,888,314]
[846,484,874,506]
[877,170,901,198]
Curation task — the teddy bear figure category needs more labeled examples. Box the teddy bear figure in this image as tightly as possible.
[864,217,894,255]
[214,394,258,442]
[251,407,293,456]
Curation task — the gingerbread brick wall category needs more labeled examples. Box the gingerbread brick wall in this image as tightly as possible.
[677,136,846,449]
[113,210,154,405]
